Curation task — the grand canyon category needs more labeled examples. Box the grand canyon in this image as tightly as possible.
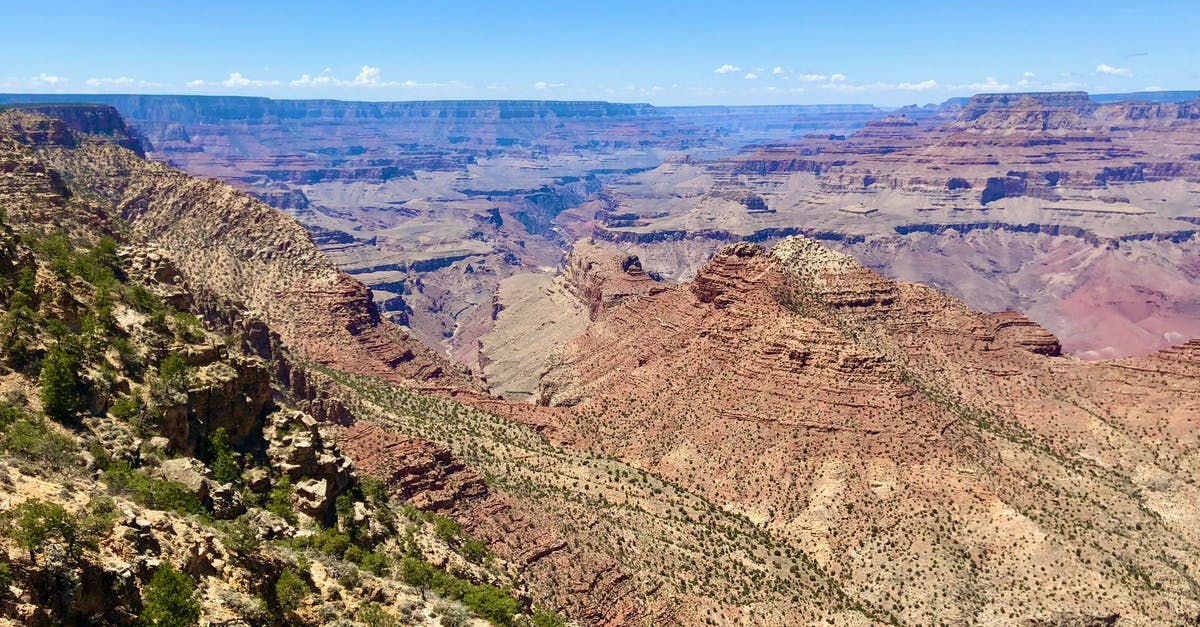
[1,4,1199,625]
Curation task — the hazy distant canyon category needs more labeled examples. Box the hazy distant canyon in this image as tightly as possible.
[7,90,1198,392]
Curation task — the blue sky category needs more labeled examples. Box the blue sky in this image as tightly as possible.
[1,0,1196,105]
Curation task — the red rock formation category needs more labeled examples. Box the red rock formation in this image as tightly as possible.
[337,422,487,510]
[564,239,664,319]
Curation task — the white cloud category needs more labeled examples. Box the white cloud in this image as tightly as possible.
[820,78,939,93]
[34,73,68,86]
[0,74,71,91]
[84,76,162,89]
[772,66,786,76]
[1023,71,1036,78]
[1096,63,1133,77]
[713,64,742,75]
[185,79,206,88]
[534,81,566,90]
[290,66,469,90]
[221,72,279,88]
[898,79,939,91]
[744,72,758,80]
[1144,85,1163,92]
[796,73,828,82]
[966,77,1012,91]
[829,73,847,82]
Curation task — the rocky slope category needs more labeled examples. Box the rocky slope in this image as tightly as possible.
[0,104,897,626]
[535,236,1200,624]
[0,105,570,626]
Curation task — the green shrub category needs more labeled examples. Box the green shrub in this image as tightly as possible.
[265,476,298,525]
[156,351,190,393]
[0,401,23,429]
[39,338,86,421]
[124,284,163,314]
[434,515,462,542]
[170,312,205,343]
[205,427,241,486]
[109,395,144,422]
[530,610,568,627]
[462,539,489,564]
[3,498,70,564]
[0,287,41,374]
[0,414,79,466]
[101,461,207,517]
[463,583,522,626]
[359,551,389,576]
[220,516,262,557]
[314,529,352,559]
[274,568,310,613]
[357,603,399,627]
[140,562,200,627]
[398,554,523,626]
[399,556,434,588]
[81,288,118,355]
[0,561,11,592]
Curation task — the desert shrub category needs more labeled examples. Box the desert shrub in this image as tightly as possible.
[434,515,462,542]
[462,538,489,564]
[80,288,118,355]
[530,610,568,627]
[399,555,523,626]
[101,461,206,517]
[0,401,23,429]
[0,561,11,592]
[265,476,298,525]
[3,498,71,564]
[205,427,241,486]
[274,568,310,613]
[170,312,205,343]
[463,583,522,626]
[109,395,144,422]
[0,273,41,373]
[359,550,389,576]
[357,603,399,627]
[0,414,79,467]
[156,351,190,393]
[124,284,163,314]
[140,562,200,627]
[220,516,261,557]
[39,337,86,421]
[436,601,470,627]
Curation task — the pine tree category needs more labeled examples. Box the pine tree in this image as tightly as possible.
[140,563,200,627]
[39,337,84,421]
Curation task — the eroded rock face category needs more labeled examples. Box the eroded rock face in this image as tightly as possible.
[155,458,245,520]
[564,239,664,320]
[336,422,486,511]
[265,410,353,519]
[159,354,272,456]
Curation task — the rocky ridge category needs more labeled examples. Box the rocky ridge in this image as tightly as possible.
[534,235,1200,624]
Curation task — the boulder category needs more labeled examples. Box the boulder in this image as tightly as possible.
[292,478,330,517]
